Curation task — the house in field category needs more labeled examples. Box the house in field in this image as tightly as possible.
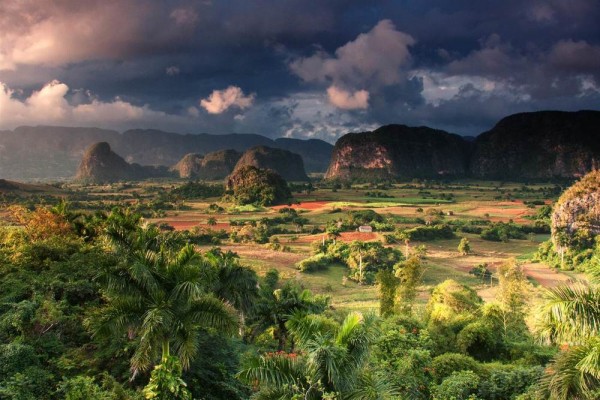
[358,225,373,233]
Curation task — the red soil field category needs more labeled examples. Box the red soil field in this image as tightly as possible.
[163,221,231,231]
[272,201,331,211]
[296,231,379,243]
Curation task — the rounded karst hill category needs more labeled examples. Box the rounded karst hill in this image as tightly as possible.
[197,149,242,179]
[171,150,242,180]
[551,169,600,250]
[170,153,204,179]
[325,124,470,181]
[225,165,292,206]
[233,146,309,181]
[75,142,133,183]
[470,110,600,179]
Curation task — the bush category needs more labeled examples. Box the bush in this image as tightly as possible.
[480,222,526,242]
[171,181,224,199]
[477,364,544,400]
[296,253,333,272]
[431,370,480,400]
[456,322,503,361]
[398,224,455,241]
[430,353,481,383]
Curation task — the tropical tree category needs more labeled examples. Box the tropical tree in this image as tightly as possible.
[395,256,424,312]
[536,277,600,400]
[239,312,397,399]
[250,281,329,351]
[496,259,528,337]
[92,223,238,380]
[206,248,259,334]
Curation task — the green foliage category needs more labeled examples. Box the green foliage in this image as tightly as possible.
[397,224,455,241]
[142,356,192,400]
[225,165,292,206]
[395,256,424,311]
[456,321,503,361]
[346,241,404,284]
[477,364,544,400]
[249,280,329,351]
[480,222,527,242]
[376,270,400,316]
[496,260,528,337]
[458,237,471,255]
[240,312,385,399]
[58,376,112,400]
[170,181,224,199]
[296,253,334,272]
[431,370,480,400]
[430,353,481,383]
[345,209,384,227]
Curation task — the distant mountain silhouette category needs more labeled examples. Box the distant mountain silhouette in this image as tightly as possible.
[0,126,333,181]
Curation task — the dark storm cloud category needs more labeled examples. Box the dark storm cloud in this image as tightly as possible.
[0,0,598,140]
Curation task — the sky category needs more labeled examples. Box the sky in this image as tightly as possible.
[0,0,599,142]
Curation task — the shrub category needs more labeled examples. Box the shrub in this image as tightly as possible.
[456,321,503,361]
[431,370,480,400]
[398,224,455,241]
[430,353,481,383]
[296,253,333,272]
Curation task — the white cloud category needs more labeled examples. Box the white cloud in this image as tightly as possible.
[0,80,184,129]
[326,86,369,109]
[166,65,180,76]
[200,86,255,114]
[290,19,415,88]
[170,8,199,27]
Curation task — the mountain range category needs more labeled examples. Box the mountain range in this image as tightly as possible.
[1,110,599,182]
[0,127,333,181]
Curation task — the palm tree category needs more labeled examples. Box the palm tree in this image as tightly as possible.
[537,271,600,399]
[239,312,397,399]
[206,247,259,334]
[250,281,329,351]
[93,223,238,376]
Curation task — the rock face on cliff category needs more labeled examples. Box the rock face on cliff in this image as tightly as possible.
[75,142,171,183]
[551,170,600,250]
[171,150,241,180]
[233,146,309,181]
[170,153,204,178]
[325,125,470,180]
[470,111,600,179]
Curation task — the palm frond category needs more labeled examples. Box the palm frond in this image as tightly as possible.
[287,313,337,347]
[238,353,306,388]
[540,339,600,400]
[343,370,400,400]
[537,284,600,344]
[189,295,238,335]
